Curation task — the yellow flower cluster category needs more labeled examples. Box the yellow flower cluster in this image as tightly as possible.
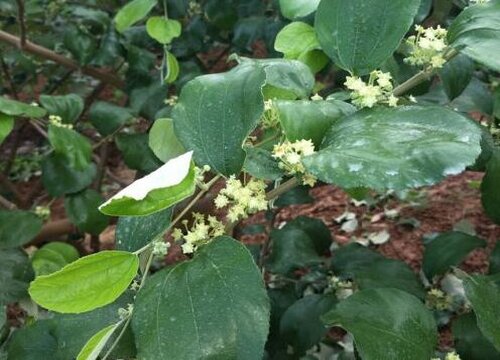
[214,176,268,222]
[432,352,461,360]
[426,288,453,311]
[34,206,51,221]
[344,70,398,109]
[49,115,73,129]
[172,213,225,254]
[261,100,280,129]
[152,239,171,256]
[405,25,448,69]
[272,140,317,187]
[194,165,211,189]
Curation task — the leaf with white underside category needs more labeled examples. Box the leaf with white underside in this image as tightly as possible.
[99,151,195,216]
[303,106,482,191]
[76,323,120,360]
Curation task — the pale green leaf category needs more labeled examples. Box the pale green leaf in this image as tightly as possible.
[146,17,181,44]
[32,242,79,277]
[76,323,120,360]
[148,118,185,163]
[29,251,139,313]
[114,0,157,33]
[164,51,179,83]
[0,96,46,118]
[0,113,14,145]
[279,0,320,20]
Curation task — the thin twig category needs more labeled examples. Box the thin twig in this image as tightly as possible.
[0,194,17,210]
[15,0,27,47]
[265,177,299,201]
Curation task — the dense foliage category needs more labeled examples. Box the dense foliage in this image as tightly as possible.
[0,0,499,359]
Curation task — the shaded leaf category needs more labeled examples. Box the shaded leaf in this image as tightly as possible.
[0,96,46,118]
[481,151,500,224]
[0,210,42,249]
[39,94,84,124]
[89,101,133,136]
[148,118,184,162]
[32,242,79,277]
[244,146,284,181]
[48,125,92,171]
[439,54,474,101]
[64,189,109,235]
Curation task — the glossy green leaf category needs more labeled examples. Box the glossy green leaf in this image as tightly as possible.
[148,118,185,163]
[315,0,421,75]
[132,237,270,359]
[173,62,266,176]
[39,94,84,124]
[114,0,157,33]
[0,96,46,118]
[276,99,355,147]
[48,125,92,171]
[243,146,284,181]
[99,152,195,216]
[89,101,133,136]
[481,151,500,224]
[76,323,120,360]
[0,113,14,145]
[439,54,474,101]
[146,17,181,44]
[448,0,500,72]
[274,186,314,207]
[41,153,96,197]
[64,189,109,235]
[32,242,79,276]
[423,231,486,279]
[115,133,162,173]
[452,312,500,360]
[279,294,336,354]
[164,50,179,83]
[116,207,172,252]
[279,0,320,19]
[463,274,500,350]
[0,210,42,249]
[0,249,34,305]
[267,217,331,274]
[323,288,437,360]
[29,251,139,313]
[303,106,482,191]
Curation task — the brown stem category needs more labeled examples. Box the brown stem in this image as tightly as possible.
[0,30,124,88]
[30,219,75,245]
[0,57,19,99]
[265,178,299,201]
[15,0,27,47]
[0,194,17,210]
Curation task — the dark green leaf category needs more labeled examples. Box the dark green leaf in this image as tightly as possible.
[64,189,109,235]
[481,151,500,224]
[89,101,133,136]
[274,186,313,207]
[39,94,84,124]
[303,106,482,191]
[48,125,92,171]
[29,251,139,313]
[31,242,79,277]
[115,133,162,173]
[148,118,185,163]
[0,210,42,249]
[0,96,46,118]
[323,288,437,360]
[489,242,500,275]
[6,321,60,360]
[63,26,97,65]
[244,146,284,181]
[114,0,157,33]
[132,237,269,359]
[41,153,96,197]
[423,231,486,279]
[0,249,33,305]
[115,207,172,252]
[315,0,421,75]
[439,54,474,101]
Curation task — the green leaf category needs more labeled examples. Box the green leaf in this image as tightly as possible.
[41,153,96,197]
[146,17,181,44]
[448,0,500,72]
[32,242,79,277]
[114,0,157,33]
[48,125,92,171]
[0,96,46,118]
[76,323,120,360]
[303,106,482,191]
[132,237,270,359]
[63,26,97,65]
[267,217,331,274]
[332,244,425,299]
[279,0,320,20]
[276,99,355,147]
[275,186,314,207]
[0,210,42,249]
[323,288,437,360]
[39,94,84,124]
[64,189,109,235]
[116,207,172,252]
[6,321,59,360]
[116,133,162,173]
[0,113,14,145]
[99,152,195,216]
[173,62,266,176]
[462,274,500,351]
[164,50,180,83]
[315,0,421,75]
[481,151,500,224]
[148,118,185,163]
[423,232,486,279]
[439,54,474,101]
[0,249,33,305]
[29,251,139,313]
[243,146,284,181]
[279,294,336,354]
[489,242,500,275]
[89,101,133,136]
[452,312,500,360]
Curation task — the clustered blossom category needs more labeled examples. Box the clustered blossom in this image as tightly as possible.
[34,206,51,221]
[194,165,211,189]
[214,177,268,222]
[405,25,448,69]
[152,239,171,257]
[172,213,225,254]
[261,100,280,129]
[344,70,398,109]
[470,0,490,4]
[426,288,453,311]
[49,115,73,129]
[432,351,461,360]
[272,140,318,187]
[118,303,133,320]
